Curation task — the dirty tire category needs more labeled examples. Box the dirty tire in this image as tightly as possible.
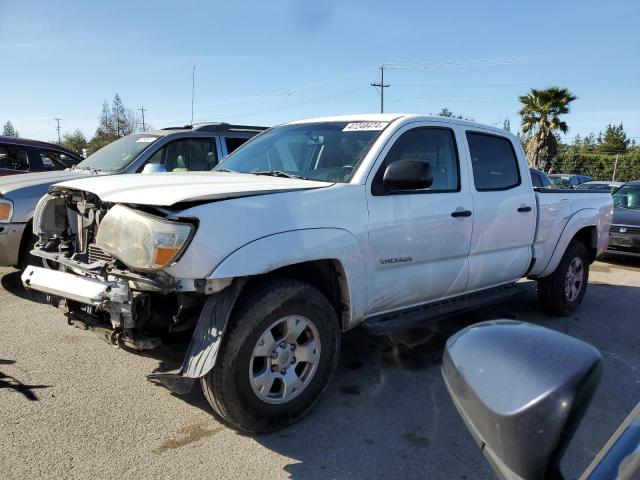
[200,279,341,433]
[18,229,39,270]
[537,240,590,316]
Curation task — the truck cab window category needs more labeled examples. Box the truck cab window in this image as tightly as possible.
[467,132,520,191]
[373,127,459,194]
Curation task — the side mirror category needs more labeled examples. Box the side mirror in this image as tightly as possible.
[382,160,433,193]
[142,163,167,174]
[442,321,602,480]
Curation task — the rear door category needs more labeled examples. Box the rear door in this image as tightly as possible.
[365,122,473,315]
[464,130,536,290]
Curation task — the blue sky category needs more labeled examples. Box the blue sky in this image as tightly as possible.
[1,0,638,143]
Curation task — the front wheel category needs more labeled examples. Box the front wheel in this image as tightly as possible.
[537,240,590,316]
[200,279,341,433]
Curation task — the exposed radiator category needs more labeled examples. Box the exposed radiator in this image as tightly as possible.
[88,244,114,263]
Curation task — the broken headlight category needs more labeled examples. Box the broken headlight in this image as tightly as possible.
[95,204,194,271]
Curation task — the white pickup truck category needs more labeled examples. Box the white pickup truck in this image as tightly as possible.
[22,114,613,432]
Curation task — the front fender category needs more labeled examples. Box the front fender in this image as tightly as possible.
[209,228,368,329]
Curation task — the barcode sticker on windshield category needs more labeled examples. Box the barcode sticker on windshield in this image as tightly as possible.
[342,122,388,132]
[136,137,156,143]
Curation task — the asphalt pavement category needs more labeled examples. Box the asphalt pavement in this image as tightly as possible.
[1,256,639,479]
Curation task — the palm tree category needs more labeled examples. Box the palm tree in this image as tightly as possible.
[518,87,577,171]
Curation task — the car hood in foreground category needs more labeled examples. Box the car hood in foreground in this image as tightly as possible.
[53,172,333,206]
[612,207,640,227]
[0,170,94,196]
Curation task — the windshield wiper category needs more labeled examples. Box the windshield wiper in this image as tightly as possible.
[74,165,101,174]
[250,170,311,180]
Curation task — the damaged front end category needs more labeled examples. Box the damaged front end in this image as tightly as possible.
[23,188,205,351]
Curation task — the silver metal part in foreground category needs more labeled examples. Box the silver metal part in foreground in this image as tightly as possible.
[249,315,321,405]
[565,257,584,302]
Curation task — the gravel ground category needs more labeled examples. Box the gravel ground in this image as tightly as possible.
[1,256,639,479]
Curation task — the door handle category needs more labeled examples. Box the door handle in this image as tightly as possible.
[517,206,532,213]
[451,209,472,218]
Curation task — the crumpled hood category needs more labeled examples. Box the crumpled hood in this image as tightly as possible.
[612,207,640,226]
[53,171,333,206]
[0,170,94,196]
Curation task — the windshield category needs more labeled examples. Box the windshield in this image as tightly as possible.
[613,184,640,209]
[216,121,388,183]
[549,176,570,188]
[77,134,161,172]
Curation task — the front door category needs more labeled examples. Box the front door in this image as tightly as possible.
[366,123,473,316]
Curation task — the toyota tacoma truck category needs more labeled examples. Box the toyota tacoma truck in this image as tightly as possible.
[21,114,613,433]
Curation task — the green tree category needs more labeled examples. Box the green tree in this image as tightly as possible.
[2,120,19,137]
[61,129,88,155]
[598,123,629,153]
[89,94,142,153]
[434,107,473,121]
[518,87,577,170]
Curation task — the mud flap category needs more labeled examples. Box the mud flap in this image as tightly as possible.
[147,278,246,392]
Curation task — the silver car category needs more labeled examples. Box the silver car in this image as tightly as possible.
[0,123,265,268]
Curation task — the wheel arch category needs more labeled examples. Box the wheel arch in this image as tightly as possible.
[533,209,600,278]
[209,228,367,330]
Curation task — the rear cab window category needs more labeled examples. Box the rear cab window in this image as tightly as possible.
[467,132,521,191]
[224,137,249,155]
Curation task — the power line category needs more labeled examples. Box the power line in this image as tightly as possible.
[370,66,390,113]
[138,106,146,131]
[54,117,61,142]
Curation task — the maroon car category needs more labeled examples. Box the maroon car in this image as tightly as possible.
[0,136,83,176]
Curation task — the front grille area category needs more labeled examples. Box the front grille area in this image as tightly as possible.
[610,225,640,235]
[88,244,114,263]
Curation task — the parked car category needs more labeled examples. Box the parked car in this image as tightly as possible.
[21,114,612,433]
[529,168,552,188]
[548,173,593,189]
[442,320,639,480]
[0,123,265,269]
[576,180,624,192]
[0,136,82,176]
[607,180,640,257]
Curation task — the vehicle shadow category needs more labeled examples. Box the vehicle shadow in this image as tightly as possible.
[244,281,639,480]
[247,305,516,480]
[1,269,47,303]
[0,359,50,401]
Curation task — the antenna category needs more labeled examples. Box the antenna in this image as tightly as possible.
[191,64,196,126]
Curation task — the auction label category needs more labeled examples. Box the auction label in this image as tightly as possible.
[342,122,388,131]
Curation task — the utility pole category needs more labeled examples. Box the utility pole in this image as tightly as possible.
[54,117,62,143]
[612,153,619,181]
[370,65,390,113]
[191,64,196,126]
[138,106,146,131]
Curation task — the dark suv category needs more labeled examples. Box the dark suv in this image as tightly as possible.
[0,137,83,176]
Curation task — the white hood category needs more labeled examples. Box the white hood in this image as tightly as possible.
[53,172,333,206]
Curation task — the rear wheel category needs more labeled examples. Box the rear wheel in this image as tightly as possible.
[537,240,590,316]
[200,279,341,433]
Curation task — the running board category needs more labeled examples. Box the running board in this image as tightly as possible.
[361,284,525,335]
